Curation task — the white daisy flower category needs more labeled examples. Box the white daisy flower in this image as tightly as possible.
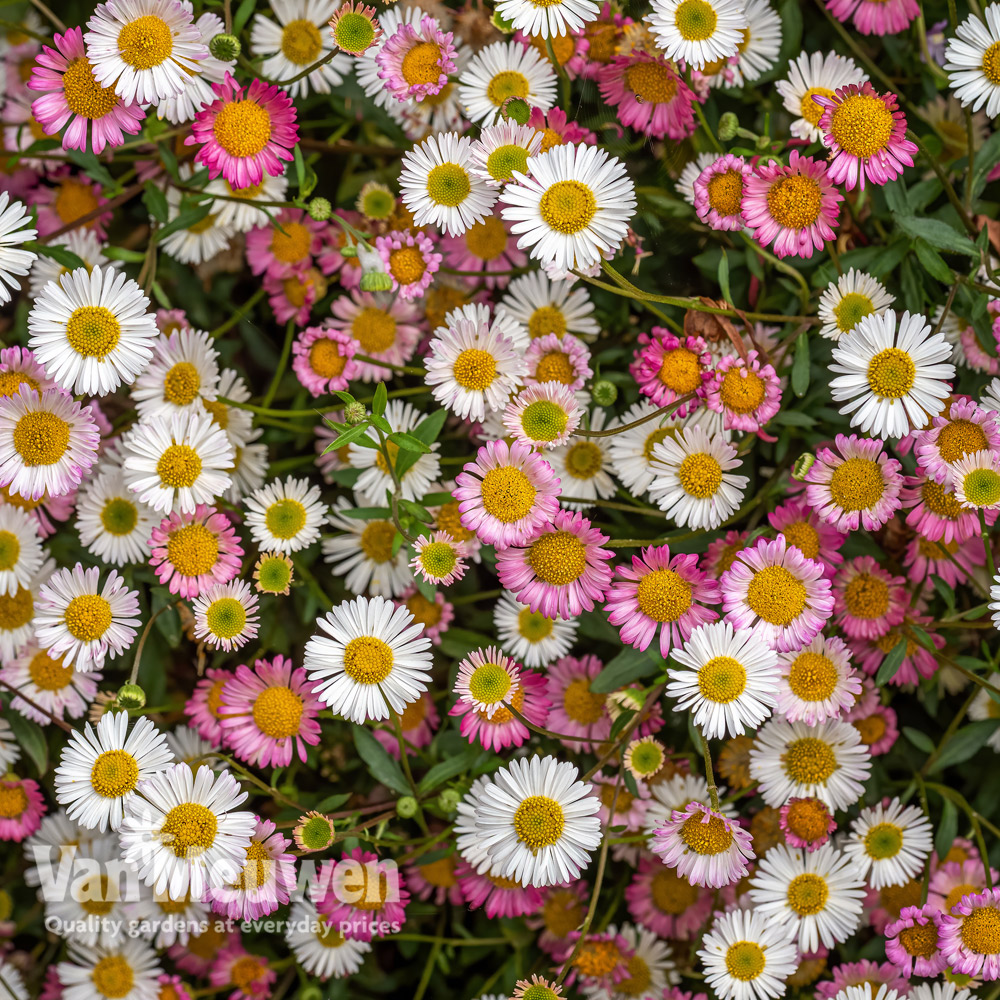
[500,143,636,273]
[34,563,141,672]
[202,367,256,451]
[829,309,955,440]
[969,673,1000,749]
[84,0,208,105]
[646,0,747,70]
[286,899,372,980]
[191,579,259,651]
[439,300,529,353]
[399,131,497,236]
[225,435,268,504]
[121,410,234,514]
[0,557,54,661]
[205,171,289,233]
[469,123,545,188]
[666,621,780,739]
[946,6,1000,117]
[75,464,158,566]
[493,591,579,668]
[723,0,782,86]
[698,905,800,1000]
[495,0,600,36]
[303,594,434,724]
[0,640,100,724]
[749,717,872,810]
[0,504,43,597]
[910,984,973,1000]
[0,960,26,1000]
[775,50,869,142]
[497,269,600,342]
[642,771,737,839]
[165,724,225,772]
[127,881,211,947]
[56,938,163,1000]
[982,375,1000,413]
[27,265,159,397]
[610,923,677,998]
[0,192,36,306]
[118,761,255,899]
[606,401,680,497]
[131,326,220,419]
[843,797,933,889]
[952,449,1000,509]
[0,716,20,773]
[159,185,236,266]
[775,635,861,726]
[748,842,866,952]
[457,40,558,125]
[22,810,101,888]
[354,4,426,111]
[54,712,174,832]
[250,0,352,97]
[817,269,895,342]
[28,229,117,300]
[244,476,326,554]
[648,423,748,529]
[548,409,616,510]
[322,499,413,599]
[467,754,602,887]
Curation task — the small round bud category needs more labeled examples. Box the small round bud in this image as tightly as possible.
[437,788,461,812]
[591,379,618,407]
[501,96,531,125]
[344,401,367,425]
[792,453,816,481]
[339,243,358,257]
[491,9,515,31]
[397,795,418,818]
[361,270,393,292]
[717,111,739,142]
[307,196,332,221]
[116,683,146,710]
[208,33,241,61]
[299,987,324,1000]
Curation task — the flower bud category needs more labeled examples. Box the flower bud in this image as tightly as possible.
[344,401,367,425]
[116,683,146,710]
[792,453,816,481]
[209,33,241,61]
[360,271,393,291]
[591,379,618,407]
[307,196,332,221]
[501,96,531,125]
[396,795,418,818]
[717,111,739,142]
[437,788,461,812]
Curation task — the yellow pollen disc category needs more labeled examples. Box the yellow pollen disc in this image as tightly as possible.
[0,587,33,629]
[829,93,894,159]
[161,802,218,858]
[468,661,512,705]
[63,57,119,119]
[343,635,394,684]
[707,171,744,217]
[54,179,99,227]
[91,955,135,999]
[574,940,624,978]
[829,457,885,511]
[0,530,17,572]
[674,0,718,40]
[636,568,692,622]
[0,784,27,818]
[961,906,1000,955]
[697,655,747,703]
[66,305,121,359]
[270,221,312,263]
[487,70,530,106]
[90,749,140,798]
[465,216,509,260]
[834,292,874,334]
[352,306,397,353]
[480,683,523,724]
[746,565,807,626]
[309,339,347,379]
[651,867,700,913]
[167,523,219,577]
[426,163,471,207]
[681,812,734,854]
[864,821,903,860]
[782,519,820,560]
[867,347,915,399]
[899,923,939,957]
[374,440,399,475]
[563,441,603,479]
[77,874,115,916]
[202,398,229,428]
[157,444,203,489]
[938,419,989,464]
[315,916,346,947]
[625,61,678,103]
[514,794,565,851]
[787,873,829,915]
[389,246,427,286]
[539,180,597,235]
[799,86,835,126]
[643,426,674,460]
[600,783,634,812]
[280,18,322,64]
[766,174,823,229]
[349,866,389,910]
[563,676,606,724]
[28,648,73,691]
[453,348,498,391]
[782,737,838,784]
[787,651,838,701]
[359,520,396,563]
[783,797,830,841]
[983,41,1000,85]
[235,841,273,890]
[265,498,307,540]
[204,598,246,639]
[528,530,587,585]
[225,179,264,199]
[854,713,887,748]
[404,592,441,629]
[401,41,442,85]
[419,541,457,578]
[117,14,173,70]
[520,399,569,441]
[584,20,617,63]
[618,956,653,997]
[162,361,201,405]
[0,371,39,397]
[480,466,537,523]
[946,883,978,914]
[843,572,890,619]
[64,593,112,641]
[534,350,575,384]
[726,941,766,981]
[252,685,304,739]
[678,451,722,499]
[517,606,553,641]
[659,346,704,393]
[719,367,765,414]
[541,888,584,937]
[528,305,567,339]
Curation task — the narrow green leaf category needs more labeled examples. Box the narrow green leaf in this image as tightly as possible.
[352,725,410,795]
[30,243,86,271]
[902,726,935,754]
[875,637,908,685]
[791,333,810,398]
[913,238,953,283]
[718,249,732,305]
[6,713,48,775]
[895,215,979,258]
[592,646,657,693]
[935,796,958,860]
[102,246,148,263]
[928,720,1000,772]
[372,382,388,416]
[143,181,169,223]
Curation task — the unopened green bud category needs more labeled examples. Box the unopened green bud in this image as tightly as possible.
[591,379,618,407]
[116,683,146,710]
[792,453,816,481]
[344,401,367,425]
[340,244,358,257]
[299,986,324,1000]
[397,795,418,818]
[307,196,332,221]
[208,33,241,62]
[491,9,515,31]
[717,111,739,142]
[361,270,393,292]
[501,96,531,125]
[437,788,461,812]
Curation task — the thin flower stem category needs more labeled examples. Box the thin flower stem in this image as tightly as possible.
[218,396,322,419]
[209,287,267,337]
[262,320,296,409]
[390,706,429,834]
[700,730,720,811]
[572,395,696,438]
[908,130,979,238]
[129,604,176,685]
[980,508,996,581]
[0,678,73,733]
[694,101,723,154]
[500,700,615,743]
[919,686,979,776]
[28,0,65,31]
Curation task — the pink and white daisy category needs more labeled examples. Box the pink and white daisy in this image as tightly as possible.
[0,775,45,840]
[453,439,562,549]
[184,667,233,746]
[525,881,589,954]
[630,329,712,412]
[496,509,613,620]
[245,208,325,279]
[315,847,410,940]
[441,216,527,289]
[291,325,357,397]
[815,83,917,190]
[376,229,441,300]
[826,0,918,34]
[625,853,715,939]
[899,472,988,543]
[329,289,422,383]
[768,498,846,577]
[815,960,910,999]
[454,860,544,918]
[186,72,298,190]
[375,15,457,102]
[904,534,983,588]
[720,534,835,652]
[0,346,53,400]
[597,52,696,140]
[0,640,100,723]
[939,887,1000,979]
[453,646,522,719]
[405,853,462,907]
[527,105,597,152]
[606,544,720,658]
[592,770,649,830]
[543,653,612,752]
[449,666,549,751]
[32,169,113,240]
[915,397,1000,486]
[28,26,145,155]
[832,555,907,640]
[192,579,260,652]
[693,154,752,231]
[845,683,899,757]
[264,265,328,326]
[502,381,582,449]
[468,123,543,189]
[775,634,862,725]
[148,503,243,599]
[410,531,468,586]
[651,801,754,889]
[885,905,947,977]
[209,943,276,1000]
[928,859,996,915]
[803,433,903,531]
[394,586,454,647]
[706,350,783,432]
[779,797,836,852]
[742,150,842,259]
[524,333,592,391]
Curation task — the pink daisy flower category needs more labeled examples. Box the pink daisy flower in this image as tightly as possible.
[597,52,696,140]
[31,169,113,239]
[405,851,463,906]
[630,328,712,412]
[291,325,358,397]
[832,555,907,640]
[207,816,297,921]
[0,775,45,840]
[544,653,612,752]
[377,229,441,300]
[148,503,243,599]
[904,534,983,587]
[650,801,755,888]
[720,534,835,652]
[815,82,917,190]
[524,333,593,391]
[576,3,633,78]
[928,859,997,915]
[915,397,1000,486]
[245,208,325,278]
[373,689,440,758]
[899,471,990,543]
[186,72,298,190]
[454,860,544,918]
[316,848,410,941]
[742,150,842,259]
[393,587,454,647]
[693,154,751,231]
[706,349,783,432]
[184,667,234,745]
[526,106,597,152]
[218,654,323,768]
[453,646,521,719]
[779,797,836,852]
[775,634,861,725]
[885,904,947,977]
[525,881,590,954]
[849,611,944,687]
[209,943,276,1000]
[375,16,457,102]
[826,0,918,35]
[170,926,242,977]
[157,976,193,1000]
[453,439,562,549]
[329,289,423,383]
[958,323,1000,375]
[556,929,633,992]
[441,216,526,290]
[264,266,328,326]
[815,960,910,1000]
[845,684,899,757]
[768,499,846,577]
[702,528,752,578]
[803,433,903,531]
[0,346,54,400]
[449,666,549,751]
[496,509,614,620]
[625,853,715,939]
[592,770,649,830]
[605,544,720,658]
[939,887,1000,979]
[410,531,468,586]
[28,26,145,155]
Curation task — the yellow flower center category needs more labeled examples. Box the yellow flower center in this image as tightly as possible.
[514,794,565,851]
[651,867,700,913]
[674,0,718,40]
[624,61,677,103]
[539,180,597,235]
[464,216,508,260]
[28,648,73,691]
[746,565,807,626]
[938,419,989,464]
[517,606,553,641]
[787,873,829,915]
[54,178,99,227]
[636,568,692,622]
[90,749,140,798]
[343,635,394,684]
[783,797,830,842]
[352,306,397,353]
[401,41,442,85]
[204,597,247,640]
[419,541,457,578]
[117,14,173,70]
[573,940,623,978]
[389,246,427,286]
[161,802,218,857]
[843,572,890,619]
[854,713,887,747]
[867,347,915,399]
[961,906,1000,955]
[64,593,112,641]
[0,784,27,818]
[528,305,566,339]
[528,530,587,585]
[91,955,134,999]
[643,426,674,461]
[157,444,203,489]
[781,519,820,560]
[162,361,201,406]
[0,587,33,629]
[698,655,747,703]
[681,811,734,854]
[766,174,823,229]
[962,468,1000,508]
[719,368,765,414]
[829,457,885,511]
[563,676,606,724]
[899,922,939,957]
[487,70,529,106]
[0,531,18,573]
[834,292,874,334]
[63,57,120,119]
[235,841,273,890]
[799,86,835,126]
[359,520,396,563]
[726,941,767,981]
[829,93,894,159]
[946,883,979,914]
[77,874,115,916]
[787,651,839,702]
[265,498,307,540]
[309,339,347,379]
[864,821,903,859]
[678,452,723,498]
[467,661,511,705]
[168,522,219,577]
[982,41,1000,85]
[520,399,569,441]
[453,348,498,391]
[534,350,575,384]
[659,346,704,393]
[426,163,471,207]
[0,371,39,397]
[252,685,304,739]
[480,465,537,523]
[541,887,584,937]
[280,18,322,64]
[707,170,744,217]
[66,305,121,359]
[333,11,375,54]
[485,144,530,184]
[563,441,603,479]
[783,737,838,784]
[271,221,312,264]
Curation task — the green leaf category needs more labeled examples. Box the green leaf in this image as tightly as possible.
[394,409,446,481]
[970,129,1000,201]
[928,720,1000,772]
[143,181,169,224]
[231,0,256,35]
[592,645,657,693]
[912,238,954,283]
[388,431,431,454]
[102,246,148,263]
[935,795,958,860]
[30,243,86,271]
[902,726,935,754]
[314,793,351,813]
[301,165,318,199]
[372,382,388,417]
[418,747,483,794]
[293,143,307,193]
[352,725,410,795]
[895,215,979,258]
[791,333,810,398]
[156,205,211,241]
[875,637,908,685]
[883,180,910,216]
[438,627,493,659]
[325,421,371,452]
[718,249,732,306]
[6,712,48,775]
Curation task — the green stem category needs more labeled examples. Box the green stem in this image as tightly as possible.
[694,101,723,153]
[574,394,696,438]
[980,508,997,581]
[218,396,321,419]
[701,730,720,811]
[209,287,267,337]
[261,319,295,409]
[920,686,979,776]
[354,353,427,376]
[390,707,429,834]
